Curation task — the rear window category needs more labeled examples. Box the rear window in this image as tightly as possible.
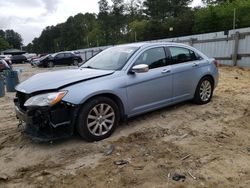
[169,47,201,64]
[65,53,73,57]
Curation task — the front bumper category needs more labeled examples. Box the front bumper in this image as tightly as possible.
[14,98,79,142]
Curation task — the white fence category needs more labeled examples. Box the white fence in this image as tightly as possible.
[78,27,250,67]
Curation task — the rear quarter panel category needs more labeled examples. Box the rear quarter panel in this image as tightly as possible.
[195,61,219,92]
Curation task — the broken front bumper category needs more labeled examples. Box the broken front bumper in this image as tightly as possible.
[14,98,79,142]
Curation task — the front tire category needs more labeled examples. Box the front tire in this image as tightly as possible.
[193,77,214,105]
[47,61,54,68]
[73,60,79,66]
[77,97,120,141]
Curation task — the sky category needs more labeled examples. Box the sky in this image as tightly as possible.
[0,0,203,46]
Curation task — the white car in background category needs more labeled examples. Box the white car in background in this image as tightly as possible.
[0,55,12,67]
[23,53,37,62]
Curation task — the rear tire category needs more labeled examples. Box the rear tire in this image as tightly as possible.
[193,77,214,105]
[77,97,120,141]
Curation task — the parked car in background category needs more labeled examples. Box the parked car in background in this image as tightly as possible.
[23,53,37,62]
[0,55,12,66]
[11,55,27,64]
[30,54,50,67]
[0,59,11,72]
[14,42,219,142]
[34,52,82,67]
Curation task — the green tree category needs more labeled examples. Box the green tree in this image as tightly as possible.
[5,30,23,49]
[0,30,5,38]
[126,0,144,22]
[110,0,126,44]
[193,6,220,33]
[98,0,111,45]
[143,0,192,20]
[23,43,33,53]
[202,0,236,5]
[0,37,12,51]
[27,0,250,53]
[128,20,148,42]
[193,0,250,33]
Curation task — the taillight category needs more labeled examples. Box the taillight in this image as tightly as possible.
[213,60,219,67]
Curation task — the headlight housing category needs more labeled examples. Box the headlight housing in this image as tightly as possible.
[24,91,67,107]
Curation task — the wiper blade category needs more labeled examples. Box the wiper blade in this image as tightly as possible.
[84,66,96,69]
[82,66,102,70]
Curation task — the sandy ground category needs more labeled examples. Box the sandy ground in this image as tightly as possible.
[0,64,250,188]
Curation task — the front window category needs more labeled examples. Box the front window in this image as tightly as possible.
[55,53,65,59]
[134,47,169,69]
[81,46,138,70]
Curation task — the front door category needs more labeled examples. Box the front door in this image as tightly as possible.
[126,47,173,117]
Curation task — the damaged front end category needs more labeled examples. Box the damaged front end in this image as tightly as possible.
[14,91,79,142]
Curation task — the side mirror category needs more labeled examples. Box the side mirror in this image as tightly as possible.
[131,64,149,73]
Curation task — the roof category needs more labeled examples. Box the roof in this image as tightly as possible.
[2,49,26,55]
[115,42,190,49]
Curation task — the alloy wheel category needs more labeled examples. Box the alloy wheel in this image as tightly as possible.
[87,103,115,136]
[199,80,212,102]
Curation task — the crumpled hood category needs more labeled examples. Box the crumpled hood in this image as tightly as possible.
[16,68,114,94]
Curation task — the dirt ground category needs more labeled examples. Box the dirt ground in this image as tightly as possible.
[0,64,250,188]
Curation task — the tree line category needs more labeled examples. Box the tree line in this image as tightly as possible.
[19,0,250,53]
[0,30,23,51]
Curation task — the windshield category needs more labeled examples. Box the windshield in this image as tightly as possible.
[40,54,51,60]
[81,46,138,70]
[51,53,58,57]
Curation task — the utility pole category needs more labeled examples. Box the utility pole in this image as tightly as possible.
[233,8,236,30]
[86,36,89,48]
[232,8,239,66]
[134,31,137,42]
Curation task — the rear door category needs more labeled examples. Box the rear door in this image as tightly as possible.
[64,53,73,65]
[167,46,203,102]
[126,47,173,116]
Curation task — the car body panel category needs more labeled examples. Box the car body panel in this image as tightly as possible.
[60,43,218,117]
[16,68,114,94]
[126,65,173,116]
[61,71,127,104]
[25,42,219,114]
[171,60,202,102]
[0,59,11,71]
[0,55,12,66]
[14,42,219,141]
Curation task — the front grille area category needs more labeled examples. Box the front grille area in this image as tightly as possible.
[16,91,31,111]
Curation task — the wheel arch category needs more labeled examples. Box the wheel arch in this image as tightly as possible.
[192,74,215,98]
[192,74,215,105]
[200,74,215,87]
[78,93,126,121]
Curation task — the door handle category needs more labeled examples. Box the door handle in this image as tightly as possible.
[162,69,171,74]
[192,63,199,67]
